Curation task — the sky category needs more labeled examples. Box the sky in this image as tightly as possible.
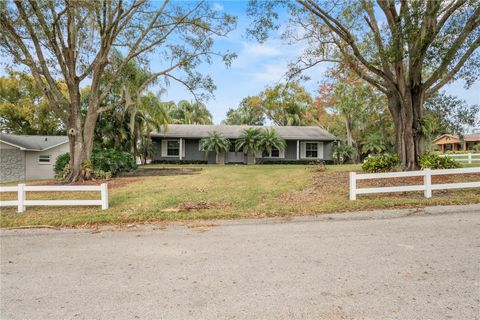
[1,1,478,127]
[151,1,480,126]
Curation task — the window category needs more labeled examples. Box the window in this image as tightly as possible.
[167,140,179,156]
[229,141,236,152]
[305,143,318,158]
[38,155,51,164]
[263,148,280,158]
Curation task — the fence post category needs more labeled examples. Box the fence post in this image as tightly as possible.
[349,172,357,201]
[468,153,472,164]
[17,184,26,213]
[101,183,109,210]
[424,169,432,198]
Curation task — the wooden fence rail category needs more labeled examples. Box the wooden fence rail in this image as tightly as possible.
[0,183,108,212]
[349,167,480,200]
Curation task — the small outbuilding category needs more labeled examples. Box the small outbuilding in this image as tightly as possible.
[0,133,69,183]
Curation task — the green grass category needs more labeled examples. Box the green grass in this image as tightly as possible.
[1,164,479,228]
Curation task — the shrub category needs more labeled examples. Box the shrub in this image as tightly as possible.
[91,148,137,175]
[419,152,462,169]
[151,159,207,164]
[54,153,70,174]
[53,148,136,179]
[362,153,399,173]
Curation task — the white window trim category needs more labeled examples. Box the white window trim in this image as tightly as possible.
[300,141,324,160]
[38,155,51,165]
[161,139,181,158]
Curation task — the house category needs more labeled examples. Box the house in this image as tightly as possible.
[432,133,480,153]
[0,134,69,182]
[150,124,337,164]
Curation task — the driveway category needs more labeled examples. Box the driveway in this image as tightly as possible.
[1,208,479,319]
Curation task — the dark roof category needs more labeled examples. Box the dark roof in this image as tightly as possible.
[151,124,337,141]
[0,133,68,151]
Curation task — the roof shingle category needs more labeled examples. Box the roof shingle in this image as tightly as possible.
[151,124,337,140]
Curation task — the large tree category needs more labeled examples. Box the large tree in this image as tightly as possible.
[169,100,213,125]
[260,82,314,126]
[223,96,265,125]
[0,72,65,134]
[0,0,235,181]
[248,0,480,169]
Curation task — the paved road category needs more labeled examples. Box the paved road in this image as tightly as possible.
[1,209,479,320]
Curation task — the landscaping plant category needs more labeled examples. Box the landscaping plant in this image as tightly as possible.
[236,128,263,165]
[259,128,287,156]
[199,131,230,165]
[419,152,462,170]
[362,153,399,173]
[54,148,136,180]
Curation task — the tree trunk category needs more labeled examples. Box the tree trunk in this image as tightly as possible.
[246,151,256,165]
[387,89,425,170]
[216,152,225,165]
[83,109,99,160]
[67,87,86,182]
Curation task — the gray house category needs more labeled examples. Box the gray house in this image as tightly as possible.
[150,124,337,164]
[0,134,69,182]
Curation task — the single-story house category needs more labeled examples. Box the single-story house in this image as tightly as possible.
[432,133,480,153]
[150,124,338,164]
[0,133,69,182]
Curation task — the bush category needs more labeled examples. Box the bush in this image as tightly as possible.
[54,153,70,175]
[362,153,399,173]
[150,159,208,164]
[53,148,136,179]
[257,159,334,165]
[419,152,462,169]
[91,148,137,175]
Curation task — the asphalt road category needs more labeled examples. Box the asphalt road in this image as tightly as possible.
[1,209,479,320]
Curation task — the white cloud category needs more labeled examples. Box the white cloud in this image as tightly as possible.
[250,63,288,82]
[242,42,282,57]
[212,3,224,11]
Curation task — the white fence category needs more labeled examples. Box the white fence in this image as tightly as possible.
[349,167,480,200]
[0,183,108,212]
[439,153,480,164]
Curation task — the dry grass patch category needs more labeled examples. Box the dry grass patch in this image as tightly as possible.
[1,164,479,228]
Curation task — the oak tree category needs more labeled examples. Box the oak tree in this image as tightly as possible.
[1,0,235,181]
[248,0,480,169]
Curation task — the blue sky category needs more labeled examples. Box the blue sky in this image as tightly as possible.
[154,1,480,125]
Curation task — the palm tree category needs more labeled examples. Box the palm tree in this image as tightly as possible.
[134,92,171,164]
[199,131,230,165]
[236,127,263,165]
[259,128,286,157]
[170,100,213,125]
[361,132,388,156]
[332,141,355,164]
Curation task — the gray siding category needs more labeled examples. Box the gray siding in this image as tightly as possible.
[323,142,333,161]
[152,138,207,162]
[184,139,204,161]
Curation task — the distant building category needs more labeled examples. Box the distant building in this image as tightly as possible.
[0,134,69,182]
[432,133,480,153]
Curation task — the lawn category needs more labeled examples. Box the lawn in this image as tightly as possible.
[1,164,479,228]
